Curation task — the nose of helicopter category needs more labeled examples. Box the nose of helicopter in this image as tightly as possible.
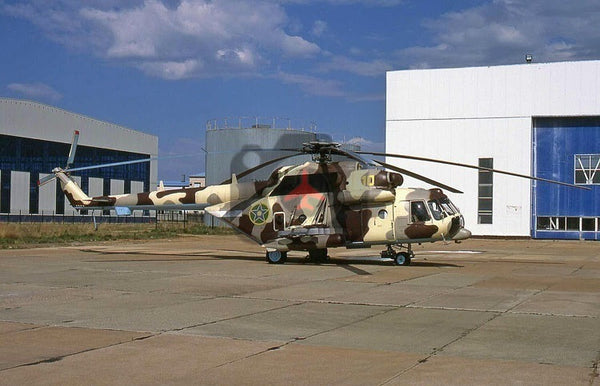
[451,228,472,240]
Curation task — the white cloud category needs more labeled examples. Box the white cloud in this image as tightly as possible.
[2,0,320,80]
[395,0,600,69]
[277,71,346,97]
[0,0,404,100]
[279,0,403,5]
[139,59,203,80]
[339,136,384,153]
[7,82,63,102]
[9,0,600,101]
[311,20,327,37]
[319,56,392,76]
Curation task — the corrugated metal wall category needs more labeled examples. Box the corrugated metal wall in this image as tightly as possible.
[532,117,600,240]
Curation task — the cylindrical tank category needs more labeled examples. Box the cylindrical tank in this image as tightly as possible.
[205,117,330,185]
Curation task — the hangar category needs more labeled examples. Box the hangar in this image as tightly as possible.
[0,98,158,216]
[386,60,600,240]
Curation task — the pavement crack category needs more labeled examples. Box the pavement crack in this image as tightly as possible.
[590,350,600,385]
[1,333,157,372]
[380,311,502,385]
[205,307,396,373]
[171,300,303,333]
[208,340,292,371]
[383,286,556,384]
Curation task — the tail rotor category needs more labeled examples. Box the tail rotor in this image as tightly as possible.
[38,130,80,187]
[66,130,79,169]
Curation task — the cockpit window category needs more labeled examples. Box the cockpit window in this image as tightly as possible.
[426,198,459,219]
[428,200,444,220]
[411,201,431,222]
[271,172,337,196]
[439,198,457,215]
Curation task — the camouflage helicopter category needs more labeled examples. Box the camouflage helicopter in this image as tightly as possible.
[40,132,586,266]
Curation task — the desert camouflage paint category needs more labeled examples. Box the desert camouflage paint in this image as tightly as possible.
[54,160,470,252]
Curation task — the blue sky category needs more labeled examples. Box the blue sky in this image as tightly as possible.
[2,0,600,180]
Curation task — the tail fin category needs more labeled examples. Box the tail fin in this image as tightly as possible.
[54,169,92,208]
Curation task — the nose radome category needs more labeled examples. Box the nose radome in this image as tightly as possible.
[452,228,471,240]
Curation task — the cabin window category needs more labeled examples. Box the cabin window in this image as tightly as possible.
[274,212,285,231]
[378,209,388,219]
[411,201,431,222]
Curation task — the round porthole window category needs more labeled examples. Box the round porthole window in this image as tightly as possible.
[378,209,388,219]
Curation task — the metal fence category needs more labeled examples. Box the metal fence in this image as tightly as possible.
[0,211,155,224]
[0,210,207,227]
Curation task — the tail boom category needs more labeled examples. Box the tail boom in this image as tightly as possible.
[55,170,265,211]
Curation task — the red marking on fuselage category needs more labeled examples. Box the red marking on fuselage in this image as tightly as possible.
[284,171,324,211]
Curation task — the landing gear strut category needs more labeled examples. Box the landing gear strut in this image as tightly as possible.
[308,248,329,264]
[381,244,414,266]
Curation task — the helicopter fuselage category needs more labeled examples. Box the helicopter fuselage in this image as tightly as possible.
[54,160,471,264]
[207,161,471,252]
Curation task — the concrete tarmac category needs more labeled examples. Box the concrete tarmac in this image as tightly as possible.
[0,235,598,385]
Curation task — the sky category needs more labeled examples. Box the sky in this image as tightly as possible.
[2,0,600,180]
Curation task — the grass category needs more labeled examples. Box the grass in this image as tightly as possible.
[0,222,236,249]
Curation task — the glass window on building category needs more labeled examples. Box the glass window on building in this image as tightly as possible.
[478,158,493,224]
[574,154,600,185]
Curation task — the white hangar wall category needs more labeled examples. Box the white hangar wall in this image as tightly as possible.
[386,60,600,236]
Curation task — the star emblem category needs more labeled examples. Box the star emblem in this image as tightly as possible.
[249,202,269,225]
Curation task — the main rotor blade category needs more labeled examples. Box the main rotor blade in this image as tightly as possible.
[220,152,304,184]
[330,147,374,167]
[359,151,591,191]
[374,160,463,194]
[67,157,156,172]
[67,153,199,173]
[66,130,79,167]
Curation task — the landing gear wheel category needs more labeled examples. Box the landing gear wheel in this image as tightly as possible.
[394,252,411,266]
[266,250,287,264]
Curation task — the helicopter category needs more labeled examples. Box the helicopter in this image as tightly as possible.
[40,131,587,266]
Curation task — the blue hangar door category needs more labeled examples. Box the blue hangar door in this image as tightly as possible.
[532,117,600,240]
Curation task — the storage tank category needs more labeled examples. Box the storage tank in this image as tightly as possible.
[205,117,330,185]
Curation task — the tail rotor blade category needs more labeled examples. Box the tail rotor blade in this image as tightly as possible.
[66,130,79,168]
[38,174,56,187]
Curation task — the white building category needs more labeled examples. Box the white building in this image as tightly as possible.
[386,60,600,239]
[0,98,158,216]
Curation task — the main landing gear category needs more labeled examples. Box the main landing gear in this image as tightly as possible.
[308,248,329,264]
[266,250,287,264]
[266,248,330,265]
[381,244,414,266]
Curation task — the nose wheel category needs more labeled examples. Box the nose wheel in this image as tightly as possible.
[381,244,413,266]
[393,252,411,266]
